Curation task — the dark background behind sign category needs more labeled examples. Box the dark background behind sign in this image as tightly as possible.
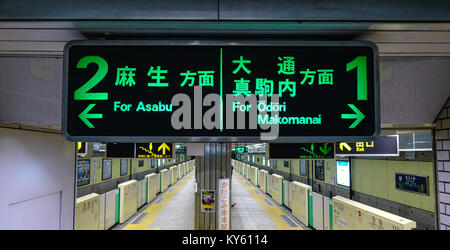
[336,135,398,155]
[65,42,377,140]
[268,143,335,159]
[77,142,86,154]
[106,143,135,158]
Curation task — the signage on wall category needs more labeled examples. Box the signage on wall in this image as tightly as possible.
[62,40,379,142]
[218,179,230,230]
[395,173,428,195]
[234,147,248,153]
[76,159,90,186]
[135,143,173,158]
[77,142,87,155]
[336,135,399,156]
[267,143,335,160]
[176,146,187,152]
[336,160,350,187]
[105,142,173,158]
[201,190,215,213]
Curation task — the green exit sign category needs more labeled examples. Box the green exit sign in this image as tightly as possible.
[176,146,187,152]
[235,147,248,153]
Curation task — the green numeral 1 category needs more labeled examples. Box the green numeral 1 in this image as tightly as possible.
[346,56,367,101]
[74,56,108,100]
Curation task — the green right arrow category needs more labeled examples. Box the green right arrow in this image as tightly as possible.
[341,104,365,129]
[79,104,103,128]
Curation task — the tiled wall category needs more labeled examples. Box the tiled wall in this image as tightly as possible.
[435,97,450,230]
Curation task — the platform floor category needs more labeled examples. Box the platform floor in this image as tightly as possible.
[114,170,307,230]
[232,172,306,230]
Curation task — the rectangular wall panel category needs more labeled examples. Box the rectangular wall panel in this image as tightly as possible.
[137,180,142,208]
[271,174,283,205]
[75,193,99,230]
[160,169,169,192]
[98,193,105,230]
[156,173,161,193]
[259,170,268,194]
[145,173,157,203]
[250,166,258,186]
[283,180,290,208]
[118,180,137,223]
[333,196,416,230]
[291,181,312,226]
[323,196,332,230]
[312,192,324,230]
[104,189,117,230]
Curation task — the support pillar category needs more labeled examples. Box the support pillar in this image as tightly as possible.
[194,143,231,230]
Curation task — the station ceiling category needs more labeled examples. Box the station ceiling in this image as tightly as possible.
[0,0,449,22]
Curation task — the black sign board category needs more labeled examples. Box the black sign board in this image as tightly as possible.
[336,135,399,156]
[395,173,428,195]
[267,143,335,160]
[106,143,135,158]
[136,143,173,158]
[77,142,87,154]
[62,40,379,142]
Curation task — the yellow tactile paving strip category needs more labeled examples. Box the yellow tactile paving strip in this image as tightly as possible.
[122,171,194,230]
[234,172,303,230]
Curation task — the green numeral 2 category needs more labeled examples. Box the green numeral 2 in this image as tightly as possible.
[74,56,108,100]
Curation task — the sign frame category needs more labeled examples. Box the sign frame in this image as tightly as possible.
[265,142,336,160]
[336,135,399,157]
[62,40,380,142]
[395,173,429,196]
[135,142,174,159]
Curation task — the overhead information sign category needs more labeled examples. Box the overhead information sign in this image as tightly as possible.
[136,142,173,158]
[336,135,399,156]
[234,147,248,153]
[62,40,379,142]
[267,143,335,160]
[105,142,172,158]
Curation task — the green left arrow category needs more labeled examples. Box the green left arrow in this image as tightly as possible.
[341,104,365,129]
[79,104,103,128]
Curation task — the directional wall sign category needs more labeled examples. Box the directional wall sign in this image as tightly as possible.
[62,40,379,142]
[267,143,335,160]
[135,142,173,158]
[336,135,399,156]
